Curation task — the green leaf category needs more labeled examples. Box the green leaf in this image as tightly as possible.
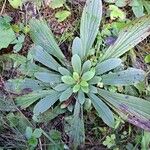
[61,75,76,85]
[89,93,115,128]
[109,5,126,20]
[82,68,95,81]
[29,19,65,61]
[89,85,98,93]
[16,90,52,109]
[66,100,85,148]
[34,72,61,84]
[33,128,42,138]
[71,54,81,73]
[80,0,102,57]
[55,10,71,22]
[54,83,70,91]
[82,60,92,73]
[89,76,102,84]
[72,37,83,58]
[59,88,73,101]
[77,91,85,105]
[34,106,66,123]
[101,68,145,86]
[58,67,71,75]
[25,127,33,139]
[98,88,150,130]
[33,91,60,115]
[0,17,16,49]
[80,80,88,87]
[81,86,89,93]
[8,0,22,9]
[49,0,65,9]
[96,58,122,75]
[101,15,150,61]
[73,72,80,81]
[131,0,144,18]
[145,54,150,63]
[32,45,61,71]
[73,84,80,93]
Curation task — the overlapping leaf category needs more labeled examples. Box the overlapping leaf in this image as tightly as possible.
[29,19,65,61]
[101,15,150,61]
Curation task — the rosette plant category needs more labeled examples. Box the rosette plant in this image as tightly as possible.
[14,0,150,147]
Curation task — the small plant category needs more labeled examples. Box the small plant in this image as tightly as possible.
[25,127,42,149]
[13,0,150,148]
[103,134,116,149]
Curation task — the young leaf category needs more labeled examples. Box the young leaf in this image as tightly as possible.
[29,19,65,61]
[33,91,60,115]
[55,10,71,22]
[61,75,76,85]
[72,37,83,58]
[73,72,80,81]
[16,90,52,108]
[32,45,61,71]
[82,60,92,73]
[8,0,22,9]
[81,86,89,93]
[101,68,145,86]
[71,54,81,73]
[89,93,115,128]
[101,15,150,61]
[34,72,61,84]
[82,68,95,81]
[59,88,73,101]
[80,0,102,57]
[80,80,88,87]
[73,84,80,93]
[96,58,122,75]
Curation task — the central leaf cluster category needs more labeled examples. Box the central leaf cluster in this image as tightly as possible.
[61,54,96,93]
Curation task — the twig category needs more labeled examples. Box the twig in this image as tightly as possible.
[0,0,7,16]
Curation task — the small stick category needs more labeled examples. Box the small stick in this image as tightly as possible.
[0,0,7,16]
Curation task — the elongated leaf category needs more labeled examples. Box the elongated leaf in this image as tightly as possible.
[101,68,145,86]
[59,88,73,101]
[82,60,92,73]
[16,90,52,108]
[29,19,65,60]
[34,72,61,84]
[82,68,95,81]
[89,93,114,128]
[32,45,61,71]
[0,96,16,112]
[77,90,85,105]
[61,75,76,85]
[89,76,102,84]
[98,88,150,131]
[33,91,60,115]
[58,67,71,75]
[66,100,85,148]
[54,83,70,91]
[101,15,150,61]
[71,54,81,73]
[96,58,122,75]
[72,37,83,58]
[80,0,102,57]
